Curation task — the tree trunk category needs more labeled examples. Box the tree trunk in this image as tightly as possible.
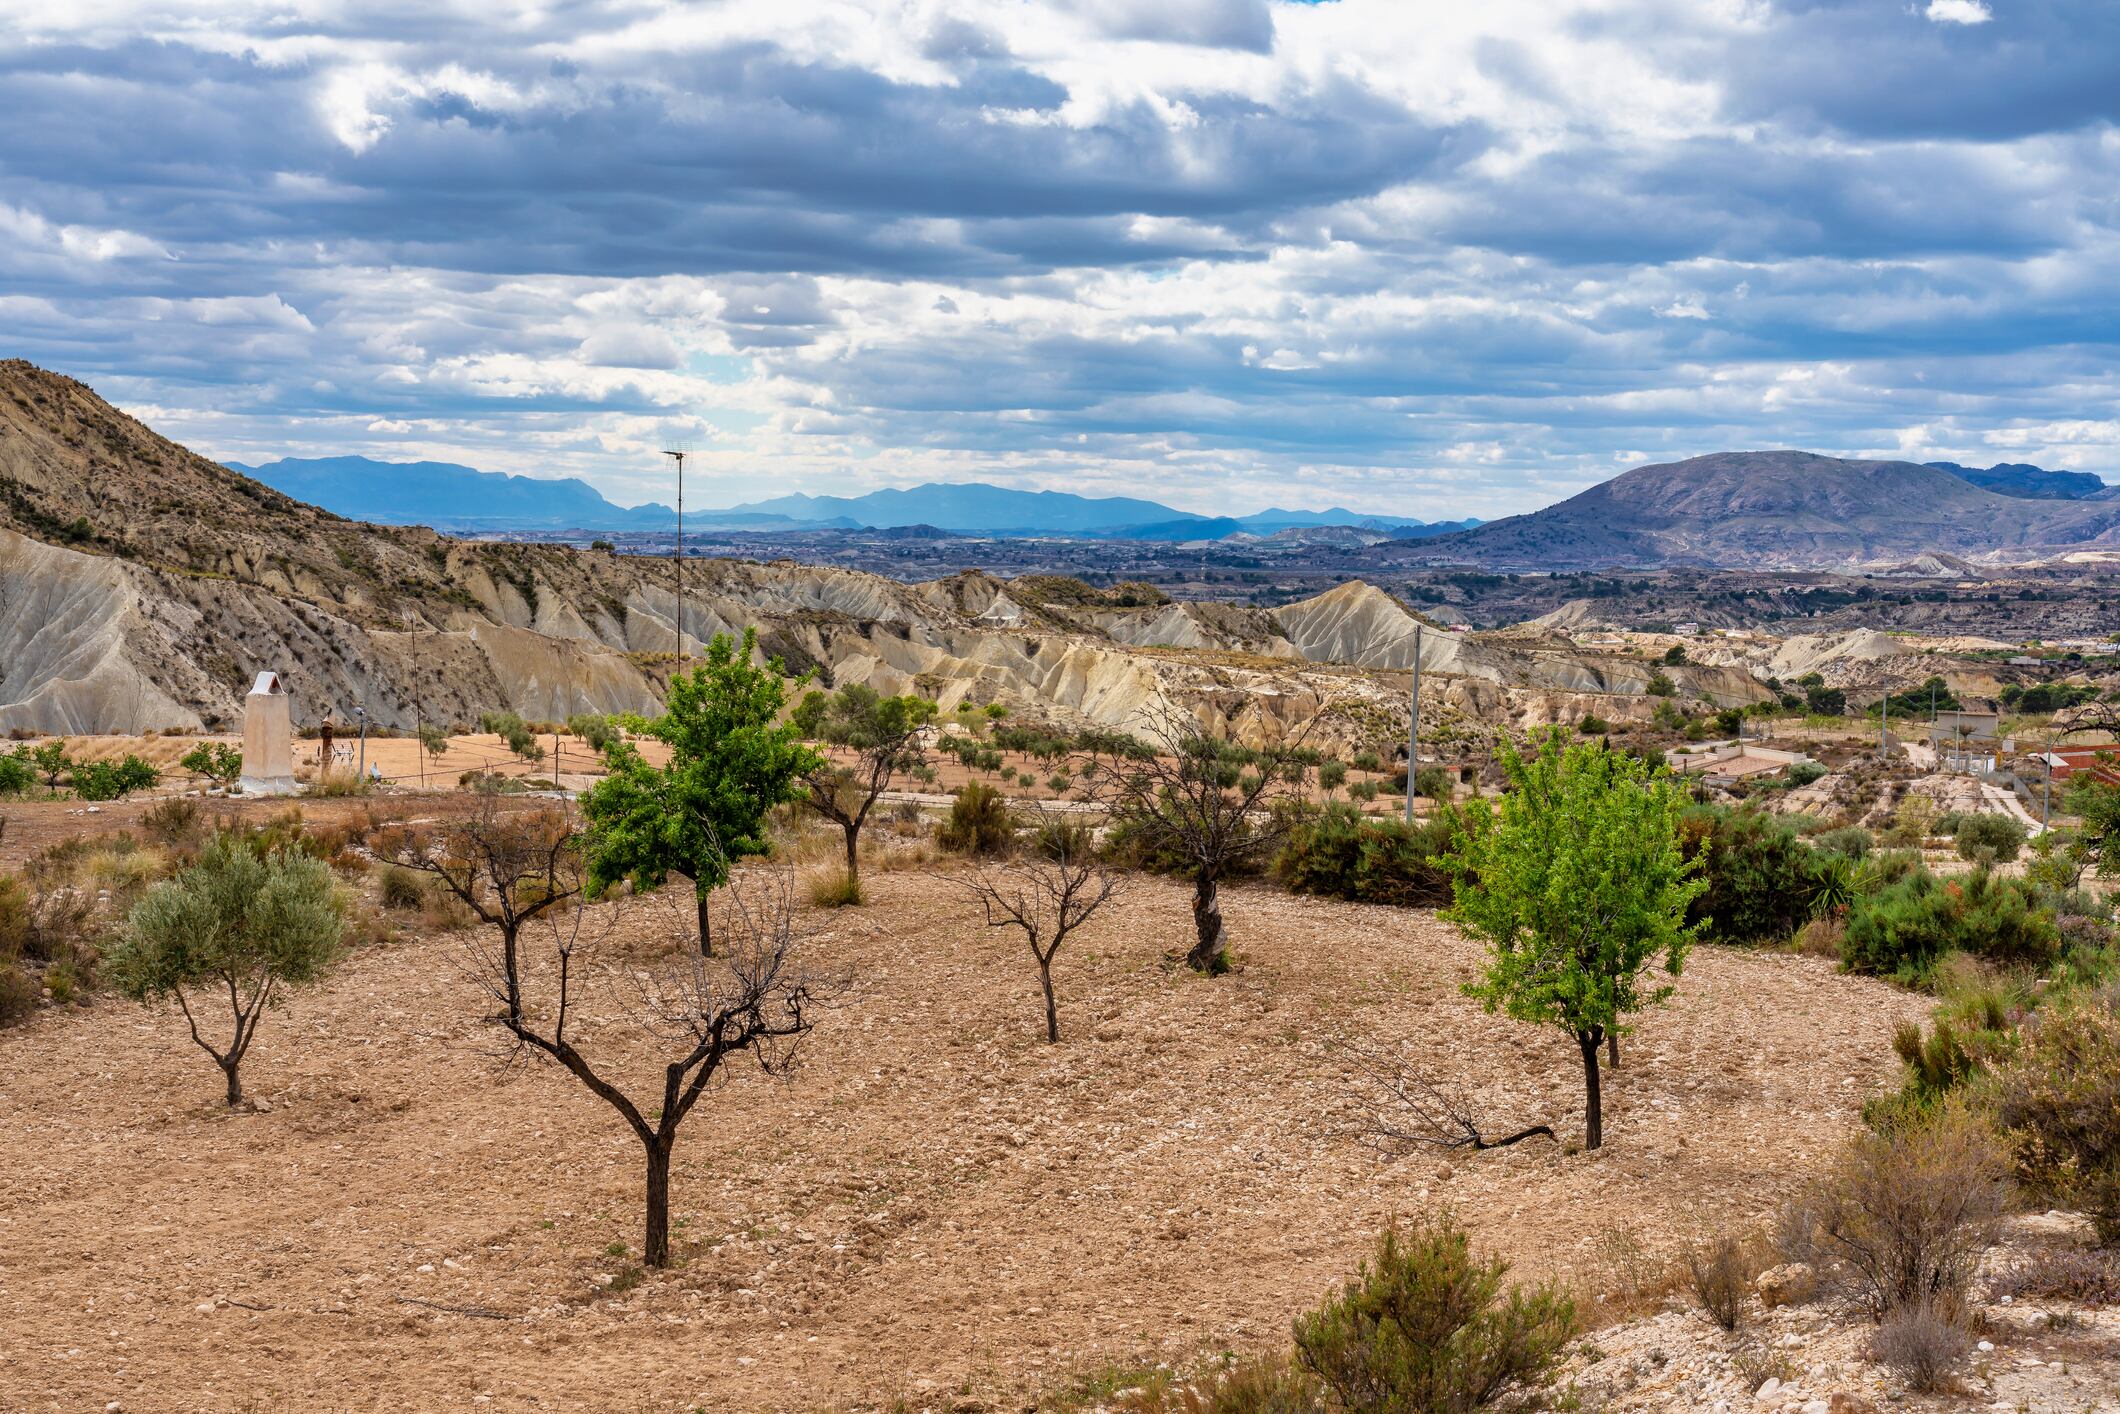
[1187,874,1228,974]
[842,822,861,880]
[643,1137,673,1267]
[695,891,712,959]
[1607,1031,1619,1068]
[223,1057,243,1108]
[1039,958,1059,1043]
[1577,1030,1604,1150]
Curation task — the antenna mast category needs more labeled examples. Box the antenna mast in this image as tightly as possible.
[662,446,687,654]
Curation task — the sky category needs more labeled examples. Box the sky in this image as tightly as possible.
[3,0,2117,520]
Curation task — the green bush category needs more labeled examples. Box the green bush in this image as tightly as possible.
[71,755,160,801]
[937,780,1015,856]
[1291,1216,1577,1412]
[1273,803,1453,908]
[1680,806,1818,945]
[1842,869,2060,985]
[1815,826,1873,860]
[1576,715,1608,735]
[0,751,34,795]
[1786,761,1828,787]
[1997,993,2120,1245]
[1955,813,2027,866]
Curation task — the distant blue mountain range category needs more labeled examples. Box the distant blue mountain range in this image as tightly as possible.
[1925,461,2115,501]
[225,456,1475,539]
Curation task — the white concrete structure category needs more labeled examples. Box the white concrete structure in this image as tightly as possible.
[238,671,297,796]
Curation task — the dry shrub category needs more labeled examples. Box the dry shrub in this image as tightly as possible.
[1685,1232,1759,1331]
[1577,1224,1682,1322]
[1792,914,1845,959]
[140,796,202,847]
[1122,1354,1320,1413]
[1995,990,2120,1246]
[1867,1296,1968,1393]
[378,866,426,911]
[0,875,27,960]
[806,864,863,909]
[307,768,374,798]
[1801,1104,2009,1319]
[0,961,36,1023]
[1730,1340,1795,1392]
[1989,1243,2120,1305]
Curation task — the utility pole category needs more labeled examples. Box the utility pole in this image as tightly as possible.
[662,447,687,655]
[1879,688,1888,761]
[1406,622,1422,824]
[355,704,367,781]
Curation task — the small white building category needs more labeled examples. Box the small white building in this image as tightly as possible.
[238,671,297,796]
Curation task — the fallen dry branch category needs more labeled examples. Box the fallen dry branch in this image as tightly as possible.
[1338,1040,1556,1154]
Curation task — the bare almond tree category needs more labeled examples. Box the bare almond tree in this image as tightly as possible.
[1338,1041,1555,1154]
[953,812,1122,1042]
[376,793,582,980]
[1085,703,1312,974]
[388,802,833,1267]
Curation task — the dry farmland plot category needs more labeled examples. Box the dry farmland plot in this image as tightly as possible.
[0,872,1926,1412]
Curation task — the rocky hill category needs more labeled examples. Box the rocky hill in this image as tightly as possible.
[0,362,1763,740]
[1390,450,2120,570]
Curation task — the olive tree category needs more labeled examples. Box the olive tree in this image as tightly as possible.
[792,683,936,879]
[581,628,819,953]
[107,834,346,1106]
[1442,729,1704,1149]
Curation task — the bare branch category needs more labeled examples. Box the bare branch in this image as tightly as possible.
[1335,1040,1556,1155]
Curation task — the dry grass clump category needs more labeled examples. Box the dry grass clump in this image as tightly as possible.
[1867,1296,1969,1393]
[1573,1224,1684,1325]
[1685,1231,1764,1331]
[1988,1243,2120,1306]
[806,864,863,909]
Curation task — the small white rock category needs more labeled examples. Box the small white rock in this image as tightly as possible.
[1756,1377,1782,1400]
[1976,1340,1994,1353]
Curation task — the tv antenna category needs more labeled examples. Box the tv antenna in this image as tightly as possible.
[662,444,688,654]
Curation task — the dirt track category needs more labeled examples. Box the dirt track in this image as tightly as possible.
[0,872,1925,1412]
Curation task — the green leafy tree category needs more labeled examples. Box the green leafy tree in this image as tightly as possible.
[106,834,346,1106]
[27,740,71,791]
[792,683,936,880]
[2066,771,2120,879]
[582,629,819,954]
[0,750,34,796]
[416,723,450,759]
[180,741,243,787]
[1443,731,1705,1149]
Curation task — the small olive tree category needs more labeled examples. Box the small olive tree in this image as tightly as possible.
[793,683,936,880]
[954,813,1122,1042]
[1442,729,1704,1149]
[107,834,346,1106]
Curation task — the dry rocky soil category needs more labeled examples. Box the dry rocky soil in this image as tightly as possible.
[6,862,2097,1413]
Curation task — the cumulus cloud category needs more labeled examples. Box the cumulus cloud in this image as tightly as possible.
[0,0,2115,517]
